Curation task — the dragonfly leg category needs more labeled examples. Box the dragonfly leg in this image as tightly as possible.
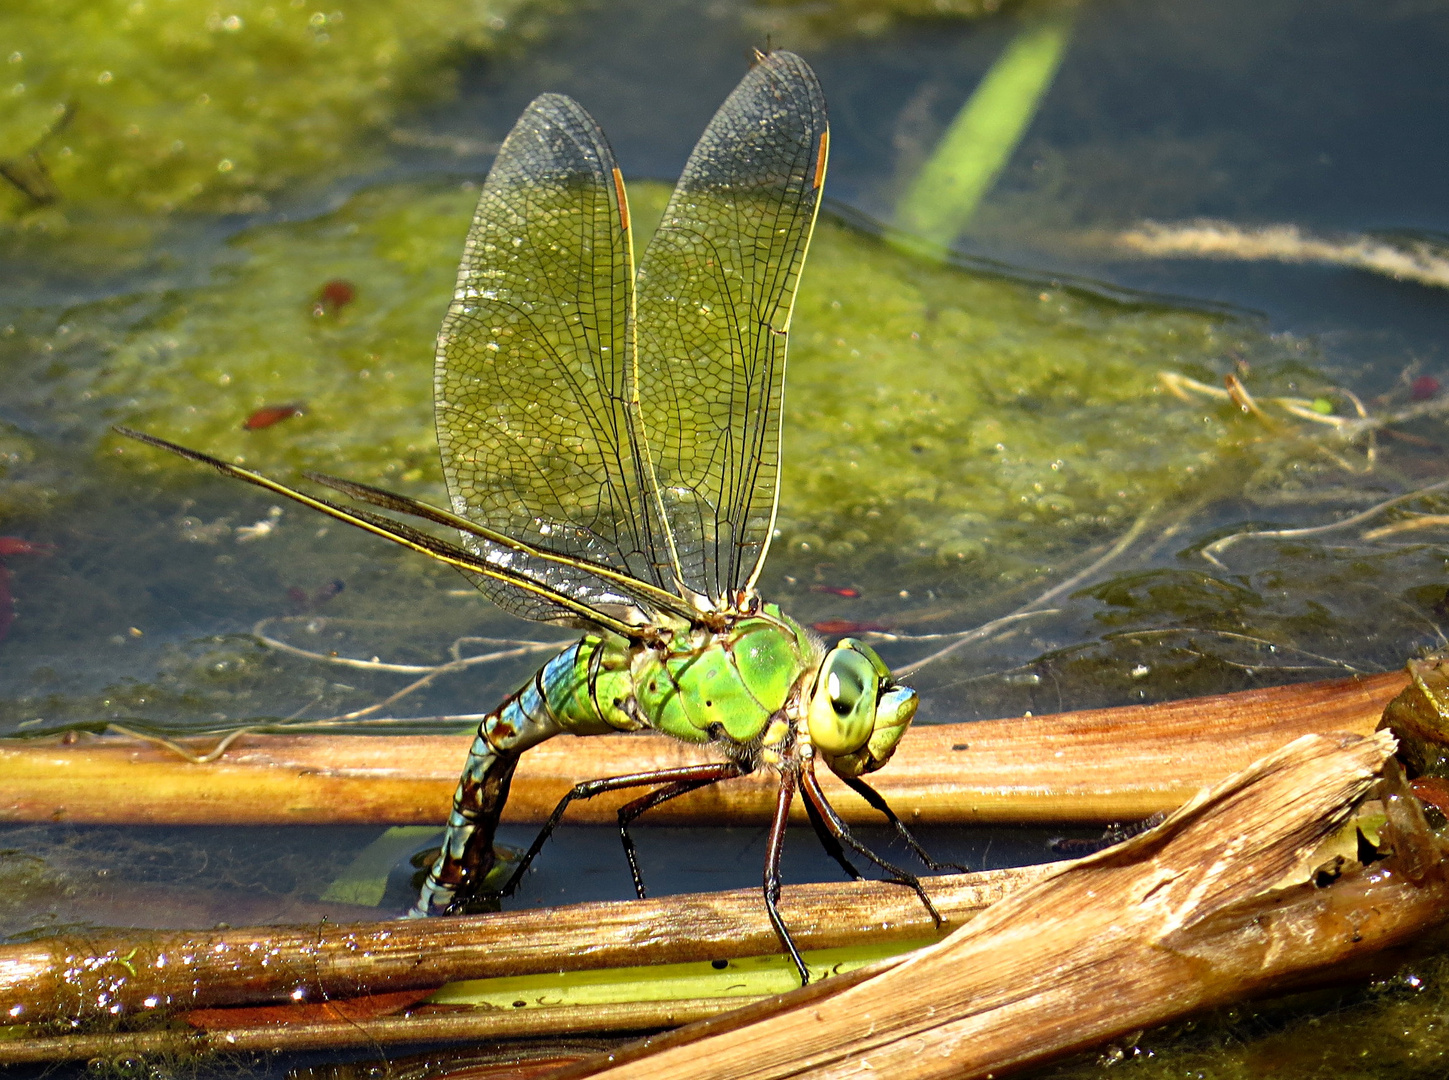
[614,763,746,899]
[800,762,943,929]
[764,768,810,986]
[841,775,970,874]
[801,783,863,882]
[500,763,748,898]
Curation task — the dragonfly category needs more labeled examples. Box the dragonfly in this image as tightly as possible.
[118,51,957,984]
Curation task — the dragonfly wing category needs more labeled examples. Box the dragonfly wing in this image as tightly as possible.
[634,51,829,601]
[437,93,664,625]
[112,427,648,638]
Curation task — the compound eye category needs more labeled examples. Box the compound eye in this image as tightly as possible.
[808,648,878,755]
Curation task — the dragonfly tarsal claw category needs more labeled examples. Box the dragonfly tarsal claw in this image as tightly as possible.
[896,878,944,929]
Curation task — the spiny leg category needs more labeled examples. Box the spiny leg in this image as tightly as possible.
[764,769,810,986]
[500,764,747,897]
[841,774,970,873]
[801,779,863,882]
[614,762,746,898]
[800,763,942,928]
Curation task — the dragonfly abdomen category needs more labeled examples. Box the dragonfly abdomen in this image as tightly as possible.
[410,634,640,916]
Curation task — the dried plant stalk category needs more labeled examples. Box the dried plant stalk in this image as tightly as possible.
[5,729,1443,1070]
[0,999,738,1065]
[0,671,1404,826]
[0,865,1048,1033]
[545,731,1436,1080]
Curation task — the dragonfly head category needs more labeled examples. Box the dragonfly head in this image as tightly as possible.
[806,638,917,778]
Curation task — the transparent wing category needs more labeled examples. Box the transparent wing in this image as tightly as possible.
[112,428,648,639]
[437,93,668,625]
[635,51,829,601]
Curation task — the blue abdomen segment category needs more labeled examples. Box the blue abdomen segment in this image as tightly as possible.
[410,635,634,916]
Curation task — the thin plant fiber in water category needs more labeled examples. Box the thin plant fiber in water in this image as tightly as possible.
[1118,221,1449,290]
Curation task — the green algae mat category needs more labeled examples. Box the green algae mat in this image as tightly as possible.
[0,0,552,219]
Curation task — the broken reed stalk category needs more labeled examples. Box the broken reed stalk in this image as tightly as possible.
[547,731,1440,1080]
[331,1043,620,1080]
[0,1000,738,1065]
[0,670,1404,827]
[0,865,1049,1037]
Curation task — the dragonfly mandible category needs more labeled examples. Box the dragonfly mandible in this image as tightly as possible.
[118,50,959,984]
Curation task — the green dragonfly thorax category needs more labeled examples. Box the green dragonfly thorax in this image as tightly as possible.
[620,602,917,778]
[634,602,815,747]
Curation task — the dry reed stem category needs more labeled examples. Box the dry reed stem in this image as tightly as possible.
[0,671,1404,827]
[546,731,1424,1080]
[0,999,739,1065]
[0,865,1048,1032]
[5,729,1442,1070]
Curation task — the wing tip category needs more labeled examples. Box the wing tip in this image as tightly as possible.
[743,49,826,129]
